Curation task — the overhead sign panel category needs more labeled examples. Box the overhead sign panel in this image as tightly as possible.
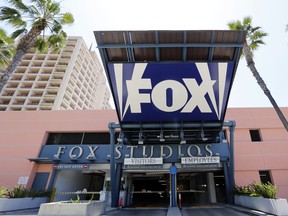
[108,62,234,122]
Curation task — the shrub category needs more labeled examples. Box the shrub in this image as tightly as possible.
[8,185,27,198]
[234,185,259,197]
[0,186,8,198]
[251,182,277,199]
[27,189,51,198]
[234,182,277,199]
[3,185,51,198]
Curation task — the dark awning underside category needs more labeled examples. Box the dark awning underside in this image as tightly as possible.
[94,30,245,63]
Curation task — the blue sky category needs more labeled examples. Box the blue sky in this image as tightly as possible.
[1,0,288,108]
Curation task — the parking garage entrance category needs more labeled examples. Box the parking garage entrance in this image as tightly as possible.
[125,172,170,208]
[177,171,226,207]
[123,169,226,208]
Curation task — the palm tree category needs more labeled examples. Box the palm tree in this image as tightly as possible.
[0,0,74,92]
[0,28,15,69]
[228,16,288,132]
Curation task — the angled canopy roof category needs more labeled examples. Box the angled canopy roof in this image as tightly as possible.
[94,30,245,63]
[94,30,245,144]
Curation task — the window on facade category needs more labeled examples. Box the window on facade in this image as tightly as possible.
[259,170,272,184]
[45,132,119,145]
[82,132,111,144]
[46,133,83,145]
[249,129,262,142]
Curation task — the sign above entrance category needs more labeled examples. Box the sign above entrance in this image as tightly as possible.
[108,62,234,122]
[181,156,220,164]
[53,164,90,170]
[39,143,229,164]
[124,158,163,165]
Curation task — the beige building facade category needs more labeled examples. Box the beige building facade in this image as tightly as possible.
[0,37,111,111]
[0,108,287,204]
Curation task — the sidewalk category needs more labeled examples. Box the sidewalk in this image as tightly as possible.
[167,207,181,216]
[0,208,39,216]
[0,205,274,216]
[226,204,274,216]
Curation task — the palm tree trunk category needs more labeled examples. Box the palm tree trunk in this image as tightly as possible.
[0,26,42,93]
[243,43,288,132]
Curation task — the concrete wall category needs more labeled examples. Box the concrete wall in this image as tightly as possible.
[226,107,288,198]
[0,110,117,189]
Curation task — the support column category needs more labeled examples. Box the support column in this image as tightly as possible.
[223,161,230,203]
[115,163,122,207]
[228,121,236,204]
[109,123,117,207]
[207,172,216,203]
[170,165,177,207]
[47,167,57,191]
[170,173,177,207]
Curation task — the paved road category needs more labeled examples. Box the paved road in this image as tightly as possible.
[103,206,256,216]
[0,206,269,216]
[181,207,254,216]
[102,208,167,216]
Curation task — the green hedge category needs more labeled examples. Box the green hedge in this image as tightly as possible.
[234,182,277,199]
[0,185,50,198]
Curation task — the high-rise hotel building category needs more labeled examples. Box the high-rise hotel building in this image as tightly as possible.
[0,37,111,111]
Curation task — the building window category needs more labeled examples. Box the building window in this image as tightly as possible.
[45,132,119,145]
[259,170,272,184]
[249,129,262,142]
[82,132,117,144]
[46,133,83,145]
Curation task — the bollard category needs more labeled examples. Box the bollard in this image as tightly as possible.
[178,193,182,209]
[119,197,123,207]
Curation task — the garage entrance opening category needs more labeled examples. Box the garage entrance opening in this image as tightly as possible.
[177,171,226,207]
[127,173,170,208]
[53,170,105,202]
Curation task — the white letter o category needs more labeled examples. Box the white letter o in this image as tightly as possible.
[151,80,188,112]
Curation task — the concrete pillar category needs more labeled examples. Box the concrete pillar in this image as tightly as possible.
[109,123,117,207]
[207,172,217,203]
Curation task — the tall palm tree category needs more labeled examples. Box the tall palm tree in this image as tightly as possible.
[228,16,288,132]
[0,28,15,69]
[0,0,74,92]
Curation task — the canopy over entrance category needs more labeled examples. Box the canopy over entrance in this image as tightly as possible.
[94,30,245,144]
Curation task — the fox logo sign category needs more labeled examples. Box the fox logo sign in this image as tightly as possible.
[108,62,234,122]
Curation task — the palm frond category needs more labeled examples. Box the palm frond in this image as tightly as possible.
[251,26,261,33]
[48,3,60,15]
[30,0,47,12]
[253,40,265,45]
[60,12,74,24]
[29,5,41,16]
[0,28,15,69]
[5,0,30,13]
[48,30,67,53]
[0,28,14,43]
[34,37,49,53]
[0,7,26,28]
[50,20,62,32]
[250,42,259,50]
[227,16,267,52]
[243,16,252,26]
[11,28,27,39]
